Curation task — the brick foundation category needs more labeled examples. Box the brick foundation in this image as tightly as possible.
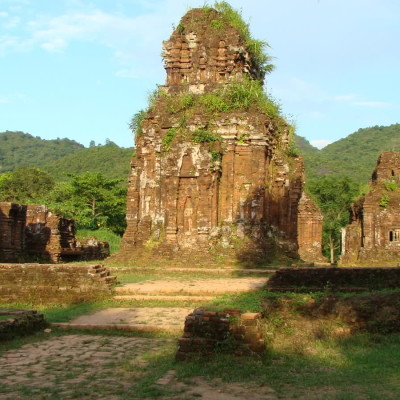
[267,266,400,292]
[0,309,47,340]
[176,308,265,360]
[0,264,116,304]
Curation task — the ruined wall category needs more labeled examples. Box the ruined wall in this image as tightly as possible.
[121,7,323,264]
[176,308,265,360]
[0,264,115,304]
[0,202,109,263]
[297,193,325,263]
[341,152,400,265]
[0,203,26,262]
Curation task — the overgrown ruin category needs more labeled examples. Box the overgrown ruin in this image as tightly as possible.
[0,202,109,263]
[120,6,324,264]
[341,152,400,265]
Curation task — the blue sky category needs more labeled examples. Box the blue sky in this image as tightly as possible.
[0,0,399,149]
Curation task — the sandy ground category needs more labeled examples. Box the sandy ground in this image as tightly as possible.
[0,334,278,400]
[115,277,268,295]
[70,307,193,327]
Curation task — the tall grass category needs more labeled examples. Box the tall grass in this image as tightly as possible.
[76,228,122,254]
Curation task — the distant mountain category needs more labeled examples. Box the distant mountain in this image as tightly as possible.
[295,135,319,155]
[0,131,83,173]
[298,124,400,184]
[42,142,134,183]
[0,131,134,183]
[3,125,400,187]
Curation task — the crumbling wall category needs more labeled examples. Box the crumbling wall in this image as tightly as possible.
[267,266,400,292]
[0,309,47,341]
[0,264,115,304]
[0,202,109,263]
[120,7,324,264]
[297,193,325,263]
[0,203,26,262]
[176,307,265,360]
[341,152,400,265]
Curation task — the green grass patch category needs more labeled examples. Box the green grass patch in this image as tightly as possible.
[76,228,121,254]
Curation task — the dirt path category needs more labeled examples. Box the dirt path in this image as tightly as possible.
[69,307,193,327]
[0,334,278,400]
[115,277,268,295]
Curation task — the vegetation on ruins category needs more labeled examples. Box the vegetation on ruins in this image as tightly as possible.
[130,2,284,150]
[196,1,275,75]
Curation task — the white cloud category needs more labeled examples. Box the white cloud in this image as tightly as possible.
[352,101,392,108]
[311,139,332,149]
[0,7,172,78]
[334,93,359,101]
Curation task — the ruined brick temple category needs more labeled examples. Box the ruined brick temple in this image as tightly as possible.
[341,152,400,265]
[0,202,109,263]
[121,7,324,263]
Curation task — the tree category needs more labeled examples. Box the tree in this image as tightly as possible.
[47,172,127,235]
[307,176,360,263]
[0,167,55,203]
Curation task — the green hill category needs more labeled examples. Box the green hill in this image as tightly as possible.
[0,131,84,173]
[42,143,134,183]
[3,125,400,187]
[299,124,400,184]
[295,135,319,155]
[0,131,134,183]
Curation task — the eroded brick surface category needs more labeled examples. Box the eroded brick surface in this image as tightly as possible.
[0,202,109,263]
[341,152,400,265]
[120,8,323,264]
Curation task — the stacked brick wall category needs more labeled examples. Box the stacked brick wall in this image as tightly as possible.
[0,264,115,304]
[0,203,26,262]
[267,266,400,292]
[176,308,265,360]
[0,309,47,340]
[341,152,400,265]
[0,202,109,263]
[120,7,324,264]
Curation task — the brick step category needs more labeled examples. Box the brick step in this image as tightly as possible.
[108,266,278,276]
[113,294,216,302]
[268,286,371,293]
[50,322,182,334]
[98,270,110,278]
[114,277,268,296]
[100,276,117,284]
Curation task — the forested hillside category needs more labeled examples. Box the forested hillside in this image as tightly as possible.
[41,142,134,182]
[0,131,84,173]
[301,124,400,184]
[0,131,133,182]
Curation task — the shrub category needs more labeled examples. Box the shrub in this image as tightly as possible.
[192,128,219,143]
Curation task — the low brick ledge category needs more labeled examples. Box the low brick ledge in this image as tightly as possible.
[176,307,265,360]
[0,309,47,340]
[50,322,183,333]
[267,266,400,291]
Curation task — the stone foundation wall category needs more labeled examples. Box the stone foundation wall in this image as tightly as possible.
[0,309,47,341]
[0,202,110,263]
[267,267,400,292]
[0,264,115,304]
[176,308,265,360]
